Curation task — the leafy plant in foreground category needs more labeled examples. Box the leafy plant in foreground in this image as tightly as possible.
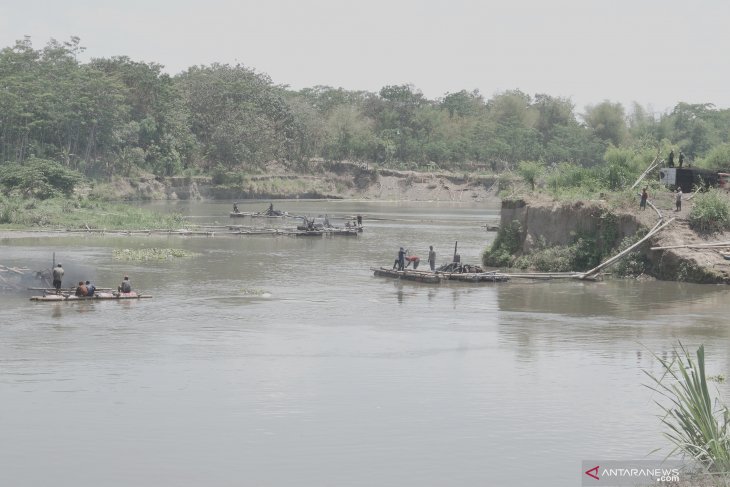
[645,343,730,474]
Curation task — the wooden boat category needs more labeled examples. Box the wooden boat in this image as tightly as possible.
[371,267,441,284]
[251,211,288,218]
[229,211,289,218]
[372,267,510,284]
[27,287,114,292]
[30,291,152,302]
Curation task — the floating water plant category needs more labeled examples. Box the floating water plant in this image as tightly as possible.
[112,248,198,261]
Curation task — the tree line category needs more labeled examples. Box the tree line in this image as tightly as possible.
[3,37,730,183]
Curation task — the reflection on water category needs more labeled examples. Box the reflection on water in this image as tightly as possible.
[0,200,728,487]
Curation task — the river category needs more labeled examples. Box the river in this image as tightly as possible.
[1,199,728,486]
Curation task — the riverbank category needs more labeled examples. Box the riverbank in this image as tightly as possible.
[495,193,730,284]
[87,161,502,202]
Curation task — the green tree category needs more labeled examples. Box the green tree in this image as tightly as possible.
[0,158,82,198]
[517,160,543,190]
[583,101,628,146]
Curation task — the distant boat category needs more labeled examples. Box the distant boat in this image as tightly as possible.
[229,205,289,218]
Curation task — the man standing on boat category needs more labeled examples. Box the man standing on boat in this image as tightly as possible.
[393,247,406,271]
[428,246,436,271]
[52,263,64,295]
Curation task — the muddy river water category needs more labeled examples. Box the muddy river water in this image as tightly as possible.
[1,200,729,486]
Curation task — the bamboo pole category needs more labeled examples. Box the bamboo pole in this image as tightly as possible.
[631,155,660,190]
[646,198,663,220]
[579,218,675,279]
[686,186,702,201]
[650,241,730,251]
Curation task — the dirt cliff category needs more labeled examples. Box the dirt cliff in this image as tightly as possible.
[499,197,730,284]
[95,162,500,202]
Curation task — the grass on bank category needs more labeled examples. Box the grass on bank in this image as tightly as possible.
[645,343,730,478]
[0,195,187,230]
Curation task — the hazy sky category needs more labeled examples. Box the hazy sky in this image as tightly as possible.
[2,0,729,114]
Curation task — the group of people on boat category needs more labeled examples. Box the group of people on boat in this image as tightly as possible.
[393,245,437,272]
[50,263,132,297]
[74,275,131,297]
[75,280,96,297]
[232,202,288,217]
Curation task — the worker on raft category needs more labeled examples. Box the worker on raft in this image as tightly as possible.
[404,251,421,269]
[52,263,64,295]
[233,202,239,213]
[118,275,132,293]
[85,280,96,297]
[393,247,406,271]
[267,203,275,215]
[75,281,88,297]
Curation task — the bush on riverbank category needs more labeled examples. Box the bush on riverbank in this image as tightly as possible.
[612,234,649,277]
[0,158,83,199]
[509,235,611,272]
[482,219,523,267]
[689,189,730,233]
[531,146,660,201]
[0,195,186,230]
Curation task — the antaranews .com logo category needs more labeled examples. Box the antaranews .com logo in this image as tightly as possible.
[582,460,684,486]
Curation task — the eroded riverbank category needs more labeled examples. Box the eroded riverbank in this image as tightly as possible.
[497,196,730,284]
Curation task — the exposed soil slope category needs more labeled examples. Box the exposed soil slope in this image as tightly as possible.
[500,195,730,284]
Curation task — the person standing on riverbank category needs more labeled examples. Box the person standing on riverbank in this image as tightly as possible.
[675,188,683,211]
[668,149,675,167]
[52,263,64,294]
[428,246,436,271]
[640,187,648,210]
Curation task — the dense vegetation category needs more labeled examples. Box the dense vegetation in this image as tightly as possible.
[4,36,730,190]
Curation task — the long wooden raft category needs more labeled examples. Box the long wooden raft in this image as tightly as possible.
[372,267,510,284]
[30,291,152,302]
